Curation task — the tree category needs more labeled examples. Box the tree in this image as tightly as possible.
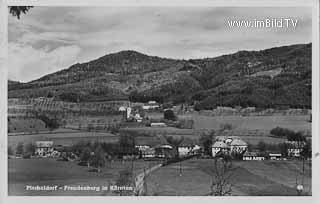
[164,109,176,121]
[199,130,215,156]
[301,139,311,159]
[165,136,184,158]
[9,6,33,19]
[25,143,35,155]
[91,145,106,172]
[37,115,59,130]
[119,131,136,155]
[257,140,267,152]
[116,168,134,196]
[80,147,93,168]
[210,158,234,196]
[278,142,289,158]
[16,142,24,156]
[219,123,233,132]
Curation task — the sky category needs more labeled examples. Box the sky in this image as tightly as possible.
[8,7,312,82]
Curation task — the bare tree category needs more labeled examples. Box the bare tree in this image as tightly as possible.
[210,158,235,196]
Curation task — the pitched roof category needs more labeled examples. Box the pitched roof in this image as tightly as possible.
[230,139,247,146]
[212,141,229,148]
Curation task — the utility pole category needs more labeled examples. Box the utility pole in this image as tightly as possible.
[179,159,182,176]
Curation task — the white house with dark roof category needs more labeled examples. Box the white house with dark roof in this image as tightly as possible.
[286,141,305,157]
[229,139,248,153]
[212,137,248,157]
[212,141,230,157]
[35,141,54,157]
[178,140,200,156]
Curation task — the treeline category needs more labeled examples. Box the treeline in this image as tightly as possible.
[270,127,308,141]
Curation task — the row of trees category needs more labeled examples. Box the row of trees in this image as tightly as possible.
[270,127,307,141]
[254,139,312,158]
[9,142,35,158]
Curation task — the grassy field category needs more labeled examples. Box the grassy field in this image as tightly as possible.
[8,113,311,149]
[145,158,311,196]
[187,114,311,132]
[8,129,119,149]
[8,158,160,196]
[127,113,311,145]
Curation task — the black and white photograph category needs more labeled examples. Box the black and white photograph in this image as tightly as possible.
[1,1,319,199]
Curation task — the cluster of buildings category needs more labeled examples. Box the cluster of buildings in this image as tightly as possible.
[211,136,248,157]
[119,101,160,123]
[31,135,306,161]
[135,139,201,159]
[34,141,60,158]
[211,136,306,161]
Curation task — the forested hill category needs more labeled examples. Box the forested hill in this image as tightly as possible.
[8,43,312,109]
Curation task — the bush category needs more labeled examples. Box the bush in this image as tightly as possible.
[270,127,306,141]
[37,115,59,130]
[175,119,194,129]
[164,109,176,121]
[220,123,233,131]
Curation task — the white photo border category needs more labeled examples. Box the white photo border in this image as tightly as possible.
[0,1,319,204]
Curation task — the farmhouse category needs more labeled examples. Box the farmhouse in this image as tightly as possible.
[269,153,282,160]
[178,140,200,156]
[150,122,167,127]
[154,144,174,158]
[35,141,54,157]
[243,152,265,161]
[211,137,248,157]
[229,139,248,153]
[142,101,160,110]
[286,141,305,157]
[212,141,229,157]
[141,148,156,159]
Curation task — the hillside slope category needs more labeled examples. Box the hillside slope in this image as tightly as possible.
[8,43,312,109]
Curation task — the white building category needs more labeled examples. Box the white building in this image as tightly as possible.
[269,153,282,160]
[286,141,305,157]
[141,148,156,158]
[135,144,151,152]
[35,141,54,157]
[178,143,200,156]
[212,141,230,157]
[229,139,248,153]
[150,122,167,127]
[243,152,265,161]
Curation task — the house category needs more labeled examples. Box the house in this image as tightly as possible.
[35,141,54,157]
[119,106,127,112]
[141,148,156,159]
[134,113,143,122]
[154,144,174,158]
[150,122,167,127]
[286,141,305,157]
[142,101,160,110]
[178,140,200,156]
[269,153,282,160]
[212,141,230,157]
[135,144,151,152]
[211,137,248,157]
[229,139,248,153]
[243,152,265,161]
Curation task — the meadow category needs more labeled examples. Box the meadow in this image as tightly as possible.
[8,158,160,196]
[8,129,119,149]
[145,158,311,196]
